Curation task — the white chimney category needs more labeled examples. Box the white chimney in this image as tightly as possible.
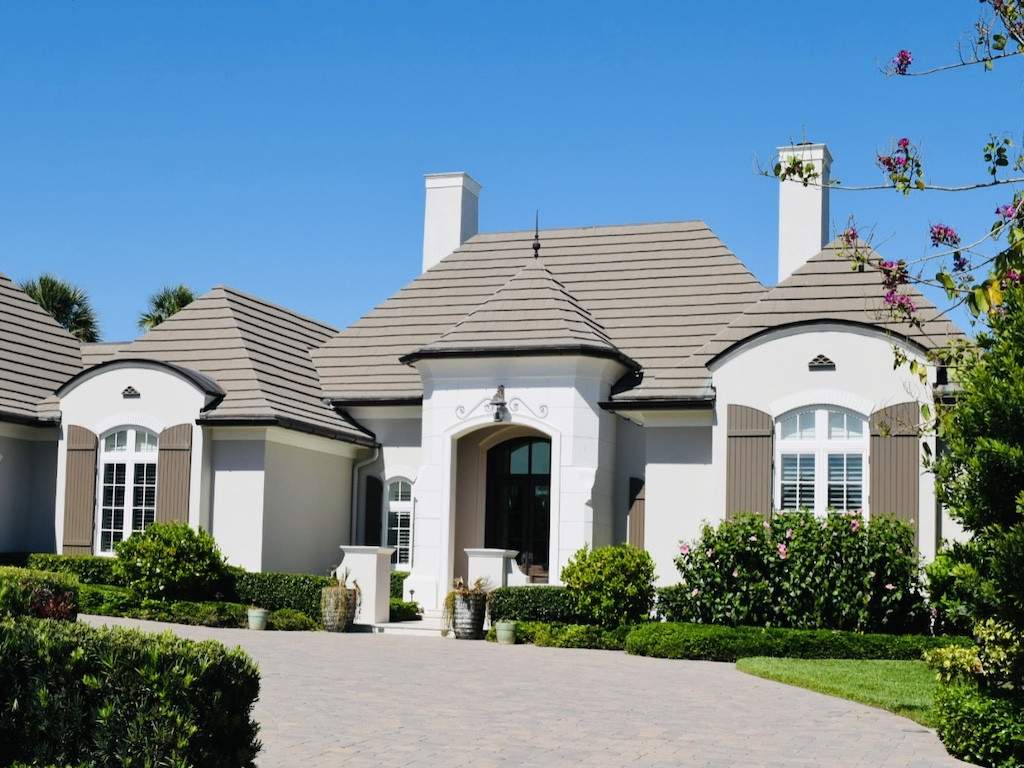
[422,172,481,272]
[777,143,831,283]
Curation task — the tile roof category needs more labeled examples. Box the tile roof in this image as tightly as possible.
[315,221,766,403]
[98,286,372,444]
[0,273,82,424]
[402,254,637,367]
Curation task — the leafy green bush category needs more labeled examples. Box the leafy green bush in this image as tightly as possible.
[389,598,422,622]
[487,585,580,623]
[665,511,927,633]
[0,567,79,621]
[932,682,1024,767]
[623,622,969,663]
[391,570,409,599]
[234,571,333,622]
[27,553,124,586]
[0,617,260,767]
[113,522,229,601]
[268,607,320,631]
[79,583,247,628]
[561,545,656,628]
[485,620,631,649]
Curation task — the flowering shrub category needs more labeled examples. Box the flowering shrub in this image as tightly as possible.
[561,545,656,628]
[113,522,229,601]
[0,566,79,621]
[662,511,927,633]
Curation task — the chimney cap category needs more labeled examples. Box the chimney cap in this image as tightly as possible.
[424,172,482,194]
[776,143,833,164]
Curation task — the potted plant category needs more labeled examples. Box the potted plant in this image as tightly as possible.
[247,606,269,630]
[442,577,488,639]
[494,619,516,645]
[321,567,359,632]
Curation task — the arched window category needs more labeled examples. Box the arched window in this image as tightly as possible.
[385,479,413,567]
[775,407,868,514]
[96,427,159,553]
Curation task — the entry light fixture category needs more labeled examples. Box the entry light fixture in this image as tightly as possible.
[490,385,507,422]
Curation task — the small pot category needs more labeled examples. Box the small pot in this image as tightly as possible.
[321,586,358,632]
[247,607,269,631]
[494,620,517,645]
[452,593,486,640]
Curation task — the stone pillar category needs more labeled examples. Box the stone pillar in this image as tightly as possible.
[465,548,518,590]
[339,545,395,625]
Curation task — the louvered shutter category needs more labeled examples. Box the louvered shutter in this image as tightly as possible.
[627,478,645,548]
[63,425,98,554]
[869,402,920,541]
[726,405,774,519]
[155,424,192,524]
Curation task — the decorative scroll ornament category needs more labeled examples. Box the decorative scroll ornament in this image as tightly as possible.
[508,397,548,419]
[454,386,548,422]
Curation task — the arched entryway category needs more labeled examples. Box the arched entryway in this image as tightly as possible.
[485,436,551,582]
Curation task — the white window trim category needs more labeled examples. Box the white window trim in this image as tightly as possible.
[774,407,870,515]
[383,478,414,569]
[94,426,159,556]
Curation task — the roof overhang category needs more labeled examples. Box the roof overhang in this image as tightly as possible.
[399,344,640,371]
[326,396,423,408]
[599,396,716,427]
[195,414,377,447]
[0,409,55,428]
[56,358,226,411]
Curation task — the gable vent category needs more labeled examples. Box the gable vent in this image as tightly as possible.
[122,386,141,399]
[808,354,835,371]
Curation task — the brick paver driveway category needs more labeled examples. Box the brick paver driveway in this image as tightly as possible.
[83,616,970,768]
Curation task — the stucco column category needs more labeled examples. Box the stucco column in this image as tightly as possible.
[465,548,518,589]
[338,545,394,625]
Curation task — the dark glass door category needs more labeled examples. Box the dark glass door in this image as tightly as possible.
[485,437,551,580]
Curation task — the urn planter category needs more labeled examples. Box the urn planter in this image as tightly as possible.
[321,586,358,632]
[494,619,517,645]
[452,593,487,640]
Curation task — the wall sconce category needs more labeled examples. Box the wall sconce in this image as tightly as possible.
[490,385,507,422]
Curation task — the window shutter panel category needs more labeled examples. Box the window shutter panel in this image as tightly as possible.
[364,476,383,546]
[869,402,920,542]
[627,478,646,548]
[63,425,98,554]
[726,405,773,519]
[155,424,192,524]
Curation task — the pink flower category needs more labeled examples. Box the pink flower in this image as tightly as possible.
[841,226,858,246]
[679,543,690,555]
[785,528,794,540]
[897,137,910,149]
[884,290,917,315]
[996,203,1018,220]
[850,518,861,533]
[891,49,913,75]
[777,543,789,560]
[762,520,770,529]
[1006,269,1022,284]
[929,224,960,248]
[884,583,896,591]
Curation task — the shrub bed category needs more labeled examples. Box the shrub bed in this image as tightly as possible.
[623,622,970,663]
[0,617,260,767]
[79,583,248,628]
[267,608,320,631]
[234,571,333,622]
[486,620,632,650]
[665,511,927,633]
[932,681,1024,766]
[487,586,580,623]
[389,598,422,622]
[26,553,124,586]
[0,567,79,621]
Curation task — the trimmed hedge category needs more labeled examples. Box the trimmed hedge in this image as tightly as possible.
[486,620,631,650]
[0,567,79,621]
[26,553,124,586]
[391,570,409,599]
[389,598,422,622]
[0,617,260,766]
[234,571,333,622]
[267,608,320,631]
[487,586,580,623]
[623,622,972,663]
[933,681,1024,766]
[80,583,248,628]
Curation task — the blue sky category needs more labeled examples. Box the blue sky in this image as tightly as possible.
[1,1,1018,341]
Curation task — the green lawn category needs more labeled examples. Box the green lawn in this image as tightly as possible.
[735,657,938,727]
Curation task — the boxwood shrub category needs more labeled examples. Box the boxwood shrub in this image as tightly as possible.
[391,570,409,599]
[26,553,124,587]
[0,567,79,621]
[113,522,229,601]
[487,586,580,623]
[0,617,260,767]
[623,622,971,663]
[561,545,656,628]
[932,681,1024,766]
[486,620,631,650]
[267,607,320,631]
[389,598,422,622]
[234,571,333,622]
[79,583,248,628]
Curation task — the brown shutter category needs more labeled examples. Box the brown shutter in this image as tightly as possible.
[869,401,920,541]
[155,424,192,524]
[63,425,98,554]
[627,477,645,548]
[726,405,774,519]
[364,476,383,546]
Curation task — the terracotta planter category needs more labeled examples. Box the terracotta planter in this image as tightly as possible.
[452,593,486,640]
[321,586,358,632]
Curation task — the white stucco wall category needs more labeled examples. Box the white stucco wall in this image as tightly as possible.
[209,437,266,572]
[0,423,59,552]
[54,362,210,552]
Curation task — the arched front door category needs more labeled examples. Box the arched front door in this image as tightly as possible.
[485,436,551,582]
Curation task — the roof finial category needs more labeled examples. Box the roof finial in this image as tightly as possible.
[533,210,540,258]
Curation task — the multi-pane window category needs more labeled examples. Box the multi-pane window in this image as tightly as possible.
[775,408,868,514]
[386,479,413,567]
[97,427,158,553]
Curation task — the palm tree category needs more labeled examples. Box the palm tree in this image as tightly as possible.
[21,274,100,342]
[138,284,195,331]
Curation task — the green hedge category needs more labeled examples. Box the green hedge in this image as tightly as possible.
[933,681,1024,766]
[623,622,972,663]
[0,617,260,767]
[234,571,333,622]
[26,553,124,586]
[562,545,656,628]
[486,620,631,649]
[391,570,409,599]
[0,567,79,621]
[389,598,422,622]
[487,586,580,623]
[267,608,319,631]
[80,583,248,628]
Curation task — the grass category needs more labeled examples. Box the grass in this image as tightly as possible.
[735,657,938,727]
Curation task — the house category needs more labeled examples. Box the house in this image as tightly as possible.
[3,142,963,611]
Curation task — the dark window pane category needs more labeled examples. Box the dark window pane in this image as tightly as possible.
[509,444,529,475]
[531,441,550,475]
